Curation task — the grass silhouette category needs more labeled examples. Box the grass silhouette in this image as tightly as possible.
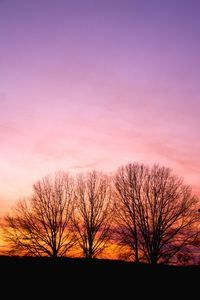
[1,256,199,298]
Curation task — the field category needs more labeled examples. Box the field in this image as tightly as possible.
[1,256,199,298]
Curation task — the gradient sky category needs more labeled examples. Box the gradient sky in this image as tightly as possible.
[0,0,200,213]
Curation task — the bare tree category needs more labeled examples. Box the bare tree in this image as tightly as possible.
[114,163,200,264]
[139,164,200,264]
[3,172,76,257]
[114,163,147,262]
[72,171,113,259]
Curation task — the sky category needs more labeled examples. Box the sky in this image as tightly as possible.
[0,0,200,213]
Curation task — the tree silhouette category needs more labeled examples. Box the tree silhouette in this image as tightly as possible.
[114,163,146,262]
[72,171,113,259]
[114,163,200,264]
[3,172,76,257]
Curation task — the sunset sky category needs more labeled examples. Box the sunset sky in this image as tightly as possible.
[0,0,200,214]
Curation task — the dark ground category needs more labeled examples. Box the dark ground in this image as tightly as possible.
[1,256,199,298]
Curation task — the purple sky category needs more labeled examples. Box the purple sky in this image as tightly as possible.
[0,0,200,213]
